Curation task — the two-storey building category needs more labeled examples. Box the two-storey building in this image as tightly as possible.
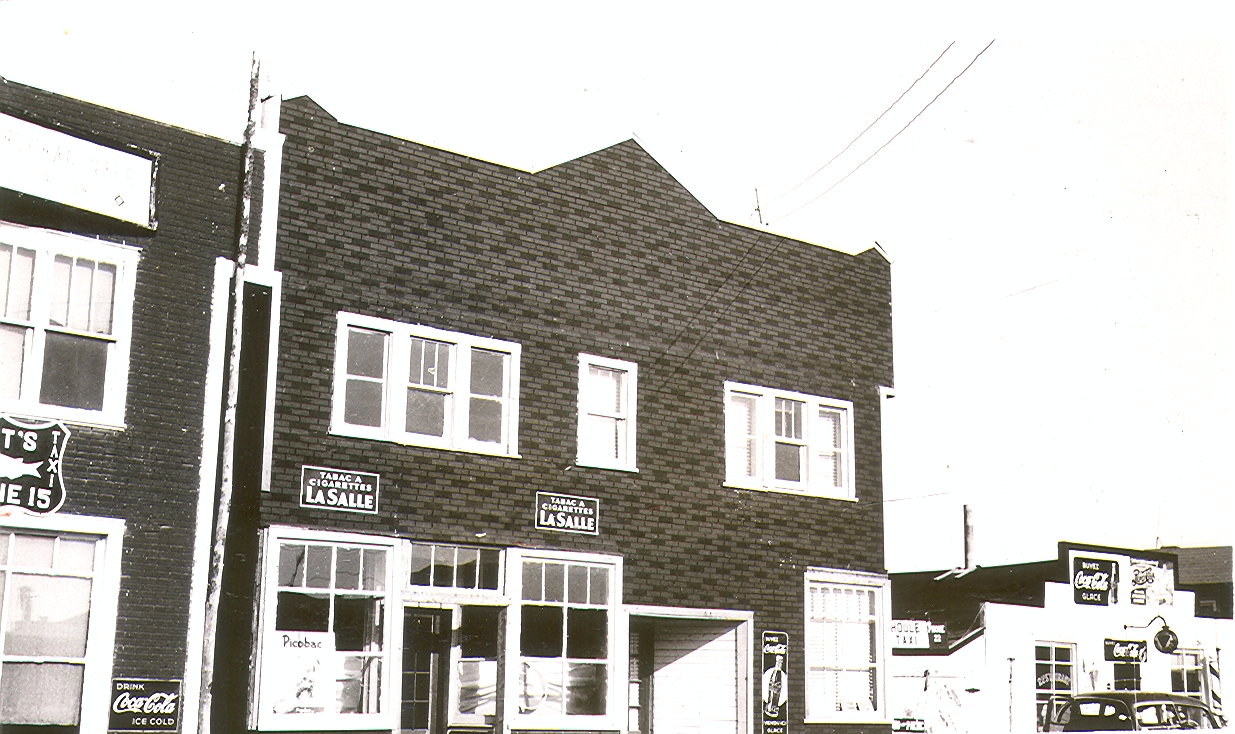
[217,93,896,734]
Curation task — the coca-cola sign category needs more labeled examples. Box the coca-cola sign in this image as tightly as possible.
[761,631,788,734]
[1073,557,1118,606]
[1104,639,1148,662]
[108,679,180,732]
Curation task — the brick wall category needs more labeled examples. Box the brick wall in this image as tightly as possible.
[0,77,244,679]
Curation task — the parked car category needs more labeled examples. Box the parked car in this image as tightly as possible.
[1042,692,1226,730]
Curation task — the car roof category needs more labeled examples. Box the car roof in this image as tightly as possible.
[1071,692,1209,706]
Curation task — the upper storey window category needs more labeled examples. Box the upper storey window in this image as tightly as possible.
[724,381,855,499]
[0,223,138,428]
[575,354,637,471]
[332,313,520,457]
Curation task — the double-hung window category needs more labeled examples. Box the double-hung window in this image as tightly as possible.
[724,382,855,499]
[510,551,620,728]
[254,527,396,730]
[0,223,138,427]
[804,568,887,722]
[332,313,520,456]
[576,354,637,471]
[1035,642,1076,731]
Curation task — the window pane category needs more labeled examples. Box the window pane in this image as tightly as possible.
[336,547,361,590]
[406,389,446,436]
[91,262,116,334]
[586,366,622,413]
[0,325,26,401]
[544,563,565,603]
[581,415,620,462]
[347,328,386,378]
[57,538,95,572]
[335,596,382,652]
[305,545,332,588]
[345,379,384,427]
[775,398,803,439]
[40,332,108,410]
[729,394,757,477]
[362,549,386,591]
[470,349,505,397]
[479,549,501,590]
[460,606,501,659]
[410,338,449,388]
[432,546,455,588]
[275,591,329,631]
[4,575,92,657]
[468,397,502,443]
[522,562,542,601]
[339,655,382,714]
[49,255,72,327]
[0,662,83,725]
[589,567,609,605]
[409,544,432,586]
[1,246,36,321]
[67,258,95,331]
[775,442,802,482]
[817,452,840,488]
[818,409,841,449]
[520,605,563,657]
[279,544,306,587]
[566,608,608,659]
[565,663,607,715]
[457,547,478,589]
[12,534,54,568]
[567,565,588,604]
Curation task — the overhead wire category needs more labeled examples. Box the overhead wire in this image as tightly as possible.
[768,41,956,205]
[772,39,996,224]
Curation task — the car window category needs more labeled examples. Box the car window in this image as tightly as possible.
[1063,699,1134,731]
[1176,704,1217,729]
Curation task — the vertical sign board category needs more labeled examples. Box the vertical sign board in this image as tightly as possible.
[0,415,69,514]
[300,466,379,514]
[108,679,181,733]
[762,631,788,734]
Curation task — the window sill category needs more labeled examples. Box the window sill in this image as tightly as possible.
[723,481,856,502]
[329,427,520,459]
[0,404,126,431]
[574,460,638,473]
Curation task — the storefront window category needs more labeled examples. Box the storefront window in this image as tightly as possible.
[256,528,395,730]
[1035,642,1075,731]
[514,554,617,723]
[1171,650,1205,701]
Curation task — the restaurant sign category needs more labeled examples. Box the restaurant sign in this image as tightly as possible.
[0,415,69,515]
[108,679,181,732]
[1104,639,1148,663]
[1073,557,1118,606]
[535,491,599,535]
[300,466,379,514]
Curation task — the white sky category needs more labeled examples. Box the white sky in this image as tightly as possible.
[2,2,1230,571]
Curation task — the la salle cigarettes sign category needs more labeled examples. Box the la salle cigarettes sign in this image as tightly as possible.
[300,466,379,514]
[535,492,599,535]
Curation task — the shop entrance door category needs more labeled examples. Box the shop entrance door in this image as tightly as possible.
[401,608,451,734]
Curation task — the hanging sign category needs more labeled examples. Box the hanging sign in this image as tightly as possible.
[534,492,599,535]
[300,466,379,514]
[762,631,789,734]
[1073,557,1118,605]
[1154,626,1179,654]
[0,112,157,228]
[1104,639,1148,663]
[108,678,181,732]
[0,415,69,514]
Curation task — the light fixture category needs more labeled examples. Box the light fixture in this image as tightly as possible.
[1123,614,1178,654]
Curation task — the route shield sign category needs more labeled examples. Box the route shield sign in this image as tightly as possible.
[0,415,69,514]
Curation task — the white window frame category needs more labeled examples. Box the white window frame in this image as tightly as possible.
[0,222,139,429]
[251,526,398,732]
[0,513,124,734]
[576,354,637,472]
[505,548,624,732]
[803,567,889,724]
[1035,640,1077,732]
[330,312,521,457]
[724,381,855,499]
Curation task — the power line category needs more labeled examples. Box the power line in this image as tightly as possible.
[773,39,996,224]
[769,41,956,205]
